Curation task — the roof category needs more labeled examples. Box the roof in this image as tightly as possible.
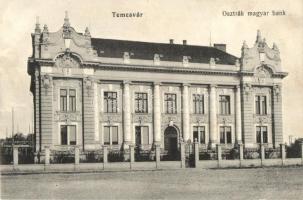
[91,38,238,65]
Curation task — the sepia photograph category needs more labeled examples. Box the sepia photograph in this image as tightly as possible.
[0,0,303,199]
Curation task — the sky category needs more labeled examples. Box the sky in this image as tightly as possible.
[0,0,302,142]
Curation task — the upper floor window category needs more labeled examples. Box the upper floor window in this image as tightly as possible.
[69,89,76,111]
[193,126,205,144]
[135,93,148,113]
[219,95,230,115]
[60,89,76,112]
[104,92,117,113]
[165,93,177,114]
[193,94,204,114]
[220,126,232,144]
[255,95,267,115]
[256,126,268,144]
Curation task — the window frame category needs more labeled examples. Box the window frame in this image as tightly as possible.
[164,93,177,114]
[104,91,118,113]
[103,126,119,145]
[60,125,77,145]
[220,126,232,144]
[135,92,148,113]
[135,126,149,146]
[219,95,231,115]
[60,88,77,112]
[193,126,206,144]
[255,95,267,115]
[193,94,204,114]
[256,126,268,144]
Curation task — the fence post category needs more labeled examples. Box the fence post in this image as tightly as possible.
[13,145,19,166]
[129,144,134,169]
[103,145,108,169]
[280,144,286,166]
[45,146,50,165]
[216,144,222,168]
[74,146,80,165]
[155,144,161,169]
[180,141,186,168]
[194,139,199,168]
[260,144,265,166]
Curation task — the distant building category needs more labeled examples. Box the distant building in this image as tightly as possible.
[27,12,288,159]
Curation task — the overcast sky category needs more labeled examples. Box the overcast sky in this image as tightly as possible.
[0,0,302,141]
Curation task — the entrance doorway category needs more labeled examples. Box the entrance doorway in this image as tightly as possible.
[164,126,179,160]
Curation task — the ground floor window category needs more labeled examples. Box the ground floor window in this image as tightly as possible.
[104,126,118,145]
[60,125,76,145]
[193,126,205,144]
[135,126,149,146]
[256,126,268,144]
[220,126,232,144]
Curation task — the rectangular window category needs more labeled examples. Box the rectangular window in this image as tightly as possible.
[165,93,177,114]
[112,126,118,145]
[193,126,205,144]
[193,94,204,114]
[219,95,230,115]
[61,125,68,145]
[60,89,67,111]
[69,89,76,112]
[135,126,141,146]
[104,92,118,113]
[142,126,149,145]
[103,126,118,145]
[69,125,76,145]
[135,93,148,113]
[255,95,267,115]
[220,126,232,144]
[60,125,76,145]
[135,126,149,145]
[104,126,110,145]
[256,126,268,144]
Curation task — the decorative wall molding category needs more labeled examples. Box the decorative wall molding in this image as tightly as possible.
[54,111,81,123]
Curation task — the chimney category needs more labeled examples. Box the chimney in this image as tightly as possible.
[183,40,187,45]
[169,39,174,44]
[214,43,226,52]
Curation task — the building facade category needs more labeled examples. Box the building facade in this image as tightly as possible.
[28,13,288,158]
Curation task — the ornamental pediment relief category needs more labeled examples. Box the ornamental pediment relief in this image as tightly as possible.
[55,53,81,68]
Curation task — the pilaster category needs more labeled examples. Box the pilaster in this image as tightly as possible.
[209,84,217,148]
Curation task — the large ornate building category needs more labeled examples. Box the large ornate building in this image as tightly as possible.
[28,13,288,159]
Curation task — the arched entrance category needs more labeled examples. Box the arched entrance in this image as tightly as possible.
[164,126,179,160]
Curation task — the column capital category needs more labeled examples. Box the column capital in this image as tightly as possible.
[182,83,191,87]
[123,80,131,85]
[153,81,162,86]
[209,84,217,89]
[235,85,241,90]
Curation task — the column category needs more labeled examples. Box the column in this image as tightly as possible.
[216,144,222,168]
[123,81,131,148]
[260,144,265,160]
[182,84,190,141]
[235,85,242,144]
[153,82,161,144]
[209,85,217,148]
